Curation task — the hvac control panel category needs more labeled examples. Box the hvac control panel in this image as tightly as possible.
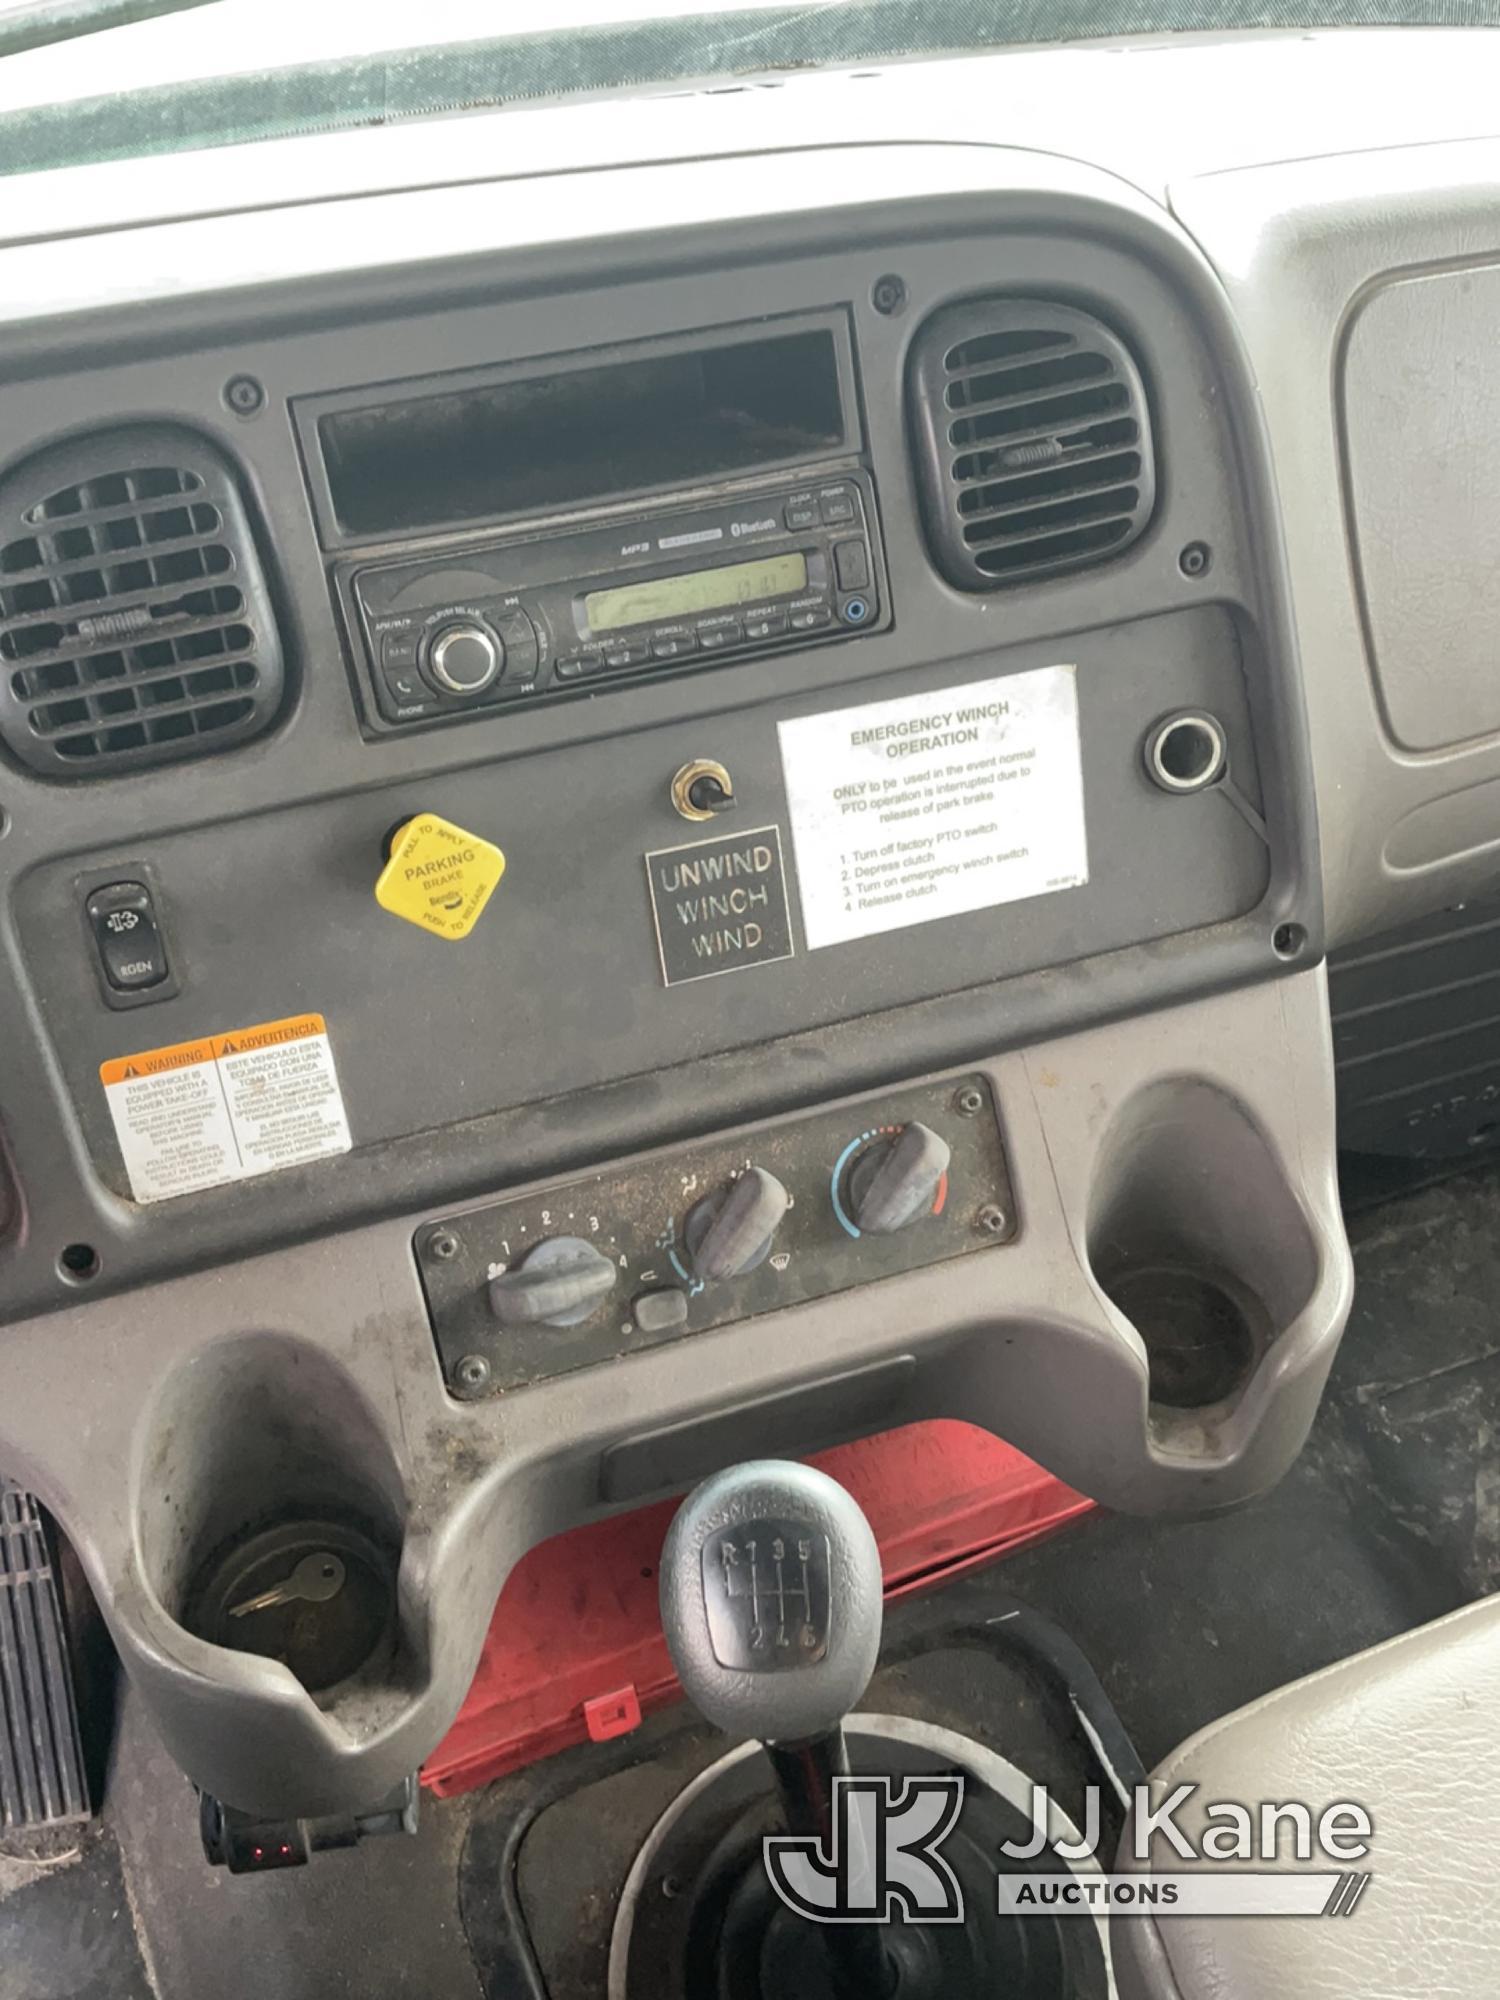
[417,1075,1016,1397]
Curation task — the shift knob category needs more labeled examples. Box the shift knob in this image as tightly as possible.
[659,1460,883,1744]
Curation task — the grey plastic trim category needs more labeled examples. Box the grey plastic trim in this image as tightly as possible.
[1172,133,1500,944]
[0,132,1338,1819]
[0,151,1322,1319]
[0,970,1352,1816]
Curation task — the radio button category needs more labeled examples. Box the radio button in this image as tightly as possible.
[495,612,539,675]
[555,649,603,681]
[834,540,871,592]
[382,663,428,706]
[698,622,742,649]
[784,501,818,531]
[633,1287,690,1336]
[379,630,419,669]
[602,639,651,670]
[820,489,857,525]
[427,621,502,695]
[790,607,831,631]
[744,610,789,641]
[651,633,697,660]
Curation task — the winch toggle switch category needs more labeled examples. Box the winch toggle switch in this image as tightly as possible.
[671,758,736,822]
[374,812,505,941]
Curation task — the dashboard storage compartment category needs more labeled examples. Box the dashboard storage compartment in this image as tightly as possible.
[305,316,853,542]
[1087,1078,1319,1427]
[136,1335,407,1707]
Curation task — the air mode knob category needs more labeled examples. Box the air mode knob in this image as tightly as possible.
[426,620,503,696]
[488,1235,617,1329]
[847,1121,951,1235]
[685,1167,790,1281]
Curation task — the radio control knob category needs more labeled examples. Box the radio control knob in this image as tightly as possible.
[684,1167,789,1281]
[488,1235,616,1328]
[847,1122,950,1235]
[427,621,502,696]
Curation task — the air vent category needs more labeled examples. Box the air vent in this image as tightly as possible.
[0,427,284,776]
[907,299,1155,591]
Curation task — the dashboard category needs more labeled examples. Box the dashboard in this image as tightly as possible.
[3,26,1497,1820]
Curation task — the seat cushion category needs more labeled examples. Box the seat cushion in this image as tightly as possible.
[1113,1593,1500,2000]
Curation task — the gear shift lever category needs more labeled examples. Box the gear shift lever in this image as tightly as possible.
[660,1460,895,1998]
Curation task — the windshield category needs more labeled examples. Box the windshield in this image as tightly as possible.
[1,0,1495,178]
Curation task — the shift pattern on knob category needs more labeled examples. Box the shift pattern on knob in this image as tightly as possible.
[702,1520,831,1672]
[488,1235,616,1328]
[685,1166,790,1281]
[846,1121,951,1236]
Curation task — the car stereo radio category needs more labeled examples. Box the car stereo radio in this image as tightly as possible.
[338,471,889,730]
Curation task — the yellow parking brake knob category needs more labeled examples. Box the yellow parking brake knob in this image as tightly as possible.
[375,813,505,941]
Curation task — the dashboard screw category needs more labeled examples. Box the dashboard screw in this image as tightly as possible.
[1273,921,1308,961]
[454,1354,491,1392]
[1178,540,1211,579]
[955,1086,985,1117]
[428,1229,460,1261]
[976,1204,1009,1236]
[224,374,265,417]
[871,273,908,317]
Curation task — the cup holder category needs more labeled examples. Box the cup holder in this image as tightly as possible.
[1100,1263,1264,1410]
[134,1334,410,1706]
[1087,1079,1318,1422]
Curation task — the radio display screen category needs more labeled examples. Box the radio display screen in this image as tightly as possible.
[584,552,808,634]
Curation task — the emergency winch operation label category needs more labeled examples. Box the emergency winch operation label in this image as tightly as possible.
[777,666,1089,950]
[99,1014,351,1205]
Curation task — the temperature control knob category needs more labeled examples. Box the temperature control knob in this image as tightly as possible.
[684,1167,789,1281]
[846,1121,950,1235]
[488,1235,616,1329]
[426,620,502,696]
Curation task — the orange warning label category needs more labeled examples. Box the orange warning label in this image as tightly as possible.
[99,1037,215,1087]
[211,1014,325,1061]
[100,1016,325,1086]
[99,1014,347,1204]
